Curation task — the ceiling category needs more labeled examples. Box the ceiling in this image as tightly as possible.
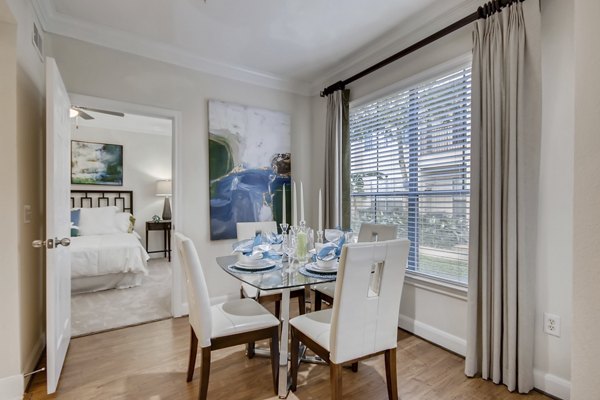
[72,110,172,136]
[35,0,476,94]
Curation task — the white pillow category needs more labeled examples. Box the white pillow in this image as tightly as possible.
[115,212,135,233]
[78,206,119,236]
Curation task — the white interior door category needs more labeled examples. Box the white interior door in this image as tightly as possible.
[45,57,72,394]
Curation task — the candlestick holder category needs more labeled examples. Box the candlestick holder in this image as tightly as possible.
[280,222,289,235]
[316,230,324,244]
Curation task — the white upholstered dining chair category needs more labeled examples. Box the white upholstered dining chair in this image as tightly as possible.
[174,232,280,400]
[290,239,410,400]
[314,223,398,311]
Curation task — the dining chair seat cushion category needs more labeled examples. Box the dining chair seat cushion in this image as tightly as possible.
[289,309,333,352]
[313,283,335,298]
[211,298,279,339]
[242,283,304,299]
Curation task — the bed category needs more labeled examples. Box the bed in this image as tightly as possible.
[70,190,150,294]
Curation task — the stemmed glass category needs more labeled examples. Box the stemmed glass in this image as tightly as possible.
[283,230,297,271]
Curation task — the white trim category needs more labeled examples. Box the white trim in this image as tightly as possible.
[350,52,473,108]
[22,333,45,389]
[31,0,311,96]
[398,314,467,356]
[404,273,468,301]
[533,369,571,400]
[312,0,481,95]
[68,93,186,319]
[0,374,23,400]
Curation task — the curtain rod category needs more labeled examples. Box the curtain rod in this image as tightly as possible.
[320,0,524,97]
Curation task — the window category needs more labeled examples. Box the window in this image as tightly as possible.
[349,64,471,285]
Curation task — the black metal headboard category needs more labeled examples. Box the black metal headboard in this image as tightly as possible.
[71,190,134,215]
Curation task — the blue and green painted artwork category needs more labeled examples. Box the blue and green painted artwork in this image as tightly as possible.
[208,100,291,240]
[71,140,123,186]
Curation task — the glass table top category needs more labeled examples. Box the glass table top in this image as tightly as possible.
[216,255,336,291]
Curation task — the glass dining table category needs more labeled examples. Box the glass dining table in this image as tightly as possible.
[216,254,336,399]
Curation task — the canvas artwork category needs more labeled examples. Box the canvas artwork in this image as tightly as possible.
[208,100,291,240]
[71,140,123,186]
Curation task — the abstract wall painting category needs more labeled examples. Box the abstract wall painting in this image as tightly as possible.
[71,140,123,186]
[208,100,291,240]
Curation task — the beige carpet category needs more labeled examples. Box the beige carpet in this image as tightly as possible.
[71,258,172,337]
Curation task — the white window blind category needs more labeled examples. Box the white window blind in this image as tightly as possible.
[349,64,471,285]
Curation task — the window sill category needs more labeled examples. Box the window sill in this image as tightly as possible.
[404,271,468,301]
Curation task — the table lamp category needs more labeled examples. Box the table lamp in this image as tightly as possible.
[156,179,172,220]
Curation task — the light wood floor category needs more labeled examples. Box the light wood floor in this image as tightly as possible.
[26,314,551,400]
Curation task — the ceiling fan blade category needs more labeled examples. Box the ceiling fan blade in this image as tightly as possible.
[77,106,125,117]
[77,110,94,120]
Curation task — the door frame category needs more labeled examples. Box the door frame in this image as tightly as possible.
[69,93,187,317]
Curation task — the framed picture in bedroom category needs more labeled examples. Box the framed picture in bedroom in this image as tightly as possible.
[208,100,291,240]
[71,140,124,186]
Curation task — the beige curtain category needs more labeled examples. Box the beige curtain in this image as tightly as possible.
[324,89,350,230]
[465,0,541,393]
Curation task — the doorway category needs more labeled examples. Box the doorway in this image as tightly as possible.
[68,94,184,335]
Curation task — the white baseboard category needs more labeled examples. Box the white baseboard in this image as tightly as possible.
[0,374,24,400]
[22,333,45,389]
[398,314,467,356]
[533,369,571,400]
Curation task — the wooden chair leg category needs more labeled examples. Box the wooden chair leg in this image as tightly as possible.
[385,348,398,400]
[351,362,359,372]
[187,326,198,382]
[314,290,322,311]
[199,346,211,400]
[298,291,306,315]
[275,300,281,320]
[247,341,256,359]
[330,362,342,400]
[269,327,279,394]
[290,328,299,392]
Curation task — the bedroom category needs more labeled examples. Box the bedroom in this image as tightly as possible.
[69,109,174,336]
[0,0,599,400]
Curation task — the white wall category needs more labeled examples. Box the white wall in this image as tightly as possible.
[71,125,172,253]
[534,1,574,397]
[0,0,46,398]
[0,15,23,399]
[571,0,600,398]
[309,4,574,398]
[48,34,313,301]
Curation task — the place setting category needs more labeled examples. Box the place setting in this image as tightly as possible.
[228,232,284,274]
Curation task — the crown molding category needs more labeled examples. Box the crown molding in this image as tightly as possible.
[310,0,481,95]
[31,0,313,96]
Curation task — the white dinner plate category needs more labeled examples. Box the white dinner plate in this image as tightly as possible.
[234,259,277,271]
[305,261,338,274]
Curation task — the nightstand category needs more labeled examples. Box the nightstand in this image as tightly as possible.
[146,220,172,261]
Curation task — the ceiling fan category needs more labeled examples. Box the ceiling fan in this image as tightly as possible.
[70,106,125,120]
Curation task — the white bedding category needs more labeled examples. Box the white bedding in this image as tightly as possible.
[70,233,150,278]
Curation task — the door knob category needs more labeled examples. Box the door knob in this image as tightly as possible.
[32,237,70,249]
[32,239,53,249]
[55,237,71,247]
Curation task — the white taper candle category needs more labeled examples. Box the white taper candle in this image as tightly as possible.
[293,181,297,227]
[282,184,286,225]
[300,181,305,222]
[318,188,322,231]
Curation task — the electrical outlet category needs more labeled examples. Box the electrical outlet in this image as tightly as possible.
[544,313,561,337]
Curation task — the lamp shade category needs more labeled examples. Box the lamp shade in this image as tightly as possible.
[156,179,172,197]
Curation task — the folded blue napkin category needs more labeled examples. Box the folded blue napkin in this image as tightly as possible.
[317,235,346,261]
